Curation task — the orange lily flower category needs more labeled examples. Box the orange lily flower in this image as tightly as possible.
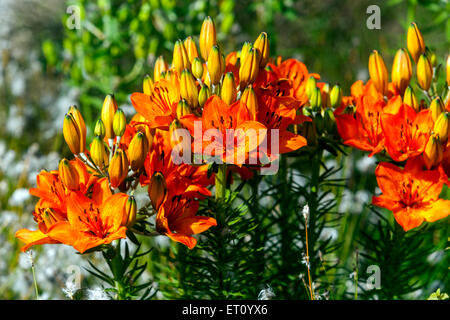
[336,86,385,156]
[131,79,180,129]
[45,180,128,253]
[372,158,450,231]
[140,129,212,198]
[256,93,309,156]
[381,103,432,162]
[16,163,100,252]
[156,192,217,249]
[181,95,267,165]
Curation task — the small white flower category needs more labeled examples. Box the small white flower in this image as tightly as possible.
[301,253,310,270]
[302,204,309,220]
[87,287,110,300]
[258,285,275,300]
[62,279,78,300]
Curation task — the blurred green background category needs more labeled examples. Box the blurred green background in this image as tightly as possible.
[0,0,448,299]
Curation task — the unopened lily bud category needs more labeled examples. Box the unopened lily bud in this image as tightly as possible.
[403,86,419,112]
[254,32,269,67]
[430,97,445,122]
[305,76,317,100]
[368,50,389,96]
[58,158,80,191]
[176,99,192,119]
[241,86,258,121]
[127,132,149,172]
[391,48,412,95]
[321,83,331,109]
[180,69,199,108]
[447,55,450,87]
[143,75,154,95]
[101,94,118,140]
[169,119,190,154]
[63,114,82,155]
[90,136,109,170]
[239,47,260,88]
[149,172,167,211]
[68,105,86,154]
[407,22,425,63]
[221,72,237,105]
[434,112,450,142]
[207,45,224,85]
[309,87,322,111]
[94,119,106,139]
[184,36,199,63]
[108,148,129,188]
[423,135,443,169]
[173,40,190,75]
[113,108,126,137]
[199,16,217,60]
[121,196,137,228]
[417,54,433,91]
[239,42,253,66]
[154,56,168,82]
[330,84,343,108]
[198,84,211,107]
[192,57,204,79]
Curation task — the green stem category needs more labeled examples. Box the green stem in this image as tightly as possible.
[215,164,227,202]
[31,260,39,300]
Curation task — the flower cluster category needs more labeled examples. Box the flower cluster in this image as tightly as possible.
[335,22,450,231]
[16,17,320,252]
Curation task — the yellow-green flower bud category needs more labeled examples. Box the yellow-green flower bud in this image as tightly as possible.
[176,99,192,119]
[254,32,269,67]
[58,158,80,191]
[241,85,259,121]
[434,112,450,142]
[173,39,190,75]
[90,136,109,170]
[184,36,199,64]
[207,45,224,85]
[149,172,167,211]
[121,196,137,228]
[198,84,211,107]
[417,54,433,91]
[330,84,343,109]
[127,131,149,172]
[368,50,389,96]
[94,119,106,139]
[407,22,425,63]
[221,72,237,105]
[199,16,217,60]
[108,148,129,188]
[180,69,199,108]
[192,57,204,80]
[113,108,126,137]
[239,47,260,88]
[305,76,317,100]
[403,86,419,112]
[391,48,412,95]
[430,97,445,122]
[101,94,118,140]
